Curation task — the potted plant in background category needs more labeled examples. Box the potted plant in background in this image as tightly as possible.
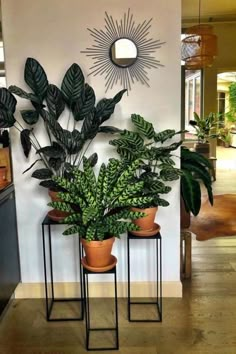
[0,58,126,218]
[109,114,182,232]
[49,157,151,268]
[189,112,219,157]
[180,146,214,229]
[218,126,232,147]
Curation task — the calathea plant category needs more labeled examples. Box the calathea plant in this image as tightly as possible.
[109,114,182,208]
[0,58,125,190]
[49,158,151,240]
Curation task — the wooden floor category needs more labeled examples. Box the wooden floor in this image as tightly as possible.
[1,147,236,353]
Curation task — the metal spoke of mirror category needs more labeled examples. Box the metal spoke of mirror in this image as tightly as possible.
[81,9,165,92]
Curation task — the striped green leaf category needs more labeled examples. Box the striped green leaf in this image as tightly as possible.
[131,114,155,139]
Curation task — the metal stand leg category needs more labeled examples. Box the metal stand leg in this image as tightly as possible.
[127,232,162,322]
[83,266,119,351]
[42,217,84,321]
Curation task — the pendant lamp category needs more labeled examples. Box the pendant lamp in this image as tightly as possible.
[181,0,217,69]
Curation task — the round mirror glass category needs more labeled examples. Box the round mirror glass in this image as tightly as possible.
[110,38,137,67]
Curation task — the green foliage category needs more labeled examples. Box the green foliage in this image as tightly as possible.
[189,112,219,143]
[109,114,182,208]
[48,159,148,240]
[0,58,126,190]
[224,83,236,124]
[181,146,213,216]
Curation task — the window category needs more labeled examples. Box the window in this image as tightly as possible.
[217,91,226,127]
[182,69,202,140]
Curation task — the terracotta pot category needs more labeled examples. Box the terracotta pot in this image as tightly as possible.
[180,197,191,229]
[81,237,115,268]
[48,189,69,220]
[0,166,7,185]
[131,206,158,231]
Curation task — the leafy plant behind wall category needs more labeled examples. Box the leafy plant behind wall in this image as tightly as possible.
[0,58,126,190]
[109,114,182,208]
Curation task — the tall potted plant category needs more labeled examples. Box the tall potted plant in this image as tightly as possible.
[109,114,182,231]
[189,112,219,157]
[0,58,125,190]
[49,158,151,268]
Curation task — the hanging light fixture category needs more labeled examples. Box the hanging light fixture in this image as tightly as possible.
[181,0,217,69]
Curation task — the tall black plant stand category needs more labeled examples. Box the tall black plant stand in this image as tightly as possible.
[42,215,84,321]
[127,231,162,322]
[82,257,119,351]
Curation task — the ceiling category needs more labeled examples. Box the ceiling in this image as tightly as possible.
[182,0,236,24]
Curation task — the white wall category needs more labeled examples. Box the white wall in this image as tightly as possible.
[1,0,182,294]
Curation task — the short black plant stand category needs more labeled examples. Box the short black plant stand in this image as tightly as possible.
[127,231,162,322]
[42,215,84,321]
[82,256,119,351]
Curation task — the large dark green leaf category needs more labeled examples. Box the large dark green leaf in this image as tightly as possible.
[81,112,98,139]
[36,142,65,158]
[87,153,98,167]
[0,88,17,113]
[40,109,66,146]
[46,84,65,119]
[0,109,16,128]
[48,157,63,171]
[72,83,95,121]
[181,171,201,215]
[39,179,59,189]
[20,129,31,157]
[70,129,85,154]
[21,110,39,125]
[9,85,41,103]
[99,126,123,134]
[95,89,126,124]
[24,58,48,99]
[32,168,53,180]
[61,63,85,106]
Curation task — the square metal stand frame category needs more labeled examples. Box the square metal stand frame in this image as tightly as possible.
[83,266,119,351]
[42,215,84,321]
[127,232,162,322]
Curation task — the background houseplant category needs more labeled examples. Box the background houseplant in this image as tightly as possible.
[218,126,232,147]
[180,146,213,228]
[0,58,125,190]
[49,157,152,267]
[109,114,182,230]
[189,112,219,157]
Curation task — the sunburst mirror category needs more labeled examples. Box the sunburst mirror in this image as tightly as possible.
[81,9,165,92]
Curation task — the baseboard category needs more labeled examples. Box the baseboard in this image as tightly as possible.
[15,281,182,298]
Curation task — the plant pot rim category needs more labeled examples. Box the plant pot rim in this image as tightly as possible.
[81,236,115,244]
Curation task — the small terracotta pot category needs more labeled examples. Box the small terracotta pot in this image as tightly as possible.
[48,189,69,220]
[0,166,7,185]
[81,237,115,268]
[131,206,158,231]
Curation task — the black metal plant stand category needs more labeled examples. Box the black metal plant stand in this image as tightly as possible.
[82,259,119,351]
[127,231,162,322]
[42,215,84,321]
